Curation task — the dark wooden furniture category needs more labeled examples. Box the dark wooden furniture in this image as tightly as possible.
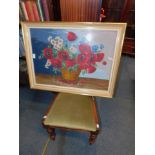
[42,93,100,144]
[122,37,135,56]
[19,58,29,86]
[102,0,135,56]
[60,0,102,22]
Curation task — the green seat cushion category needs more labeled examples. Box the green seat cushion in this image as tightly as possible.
[43,93,97,131]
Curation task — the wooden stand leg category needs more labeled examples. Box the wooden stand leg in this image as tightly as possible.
[47,127,56,140]
[89,130,99,145]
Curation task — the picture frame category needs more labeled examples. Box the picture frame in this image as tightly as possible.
[21,22,126,98]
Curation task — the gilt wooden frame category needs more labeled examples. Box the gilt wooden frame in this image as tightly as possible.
[22,22,126,98]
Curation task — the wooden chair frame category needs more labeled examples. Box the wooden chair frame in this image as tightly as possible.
[42,93,100,144]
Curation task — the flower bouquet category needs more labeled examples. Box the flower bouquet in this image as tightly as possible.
[39,31,106,83]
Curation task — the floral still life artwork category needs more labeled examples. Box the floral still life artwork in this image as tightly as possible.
[39,32,105,82]
[30,28,117,91]
[22,22,126,97]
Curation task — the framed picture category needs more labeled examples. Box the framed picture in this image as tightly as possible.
[22,22,126,98]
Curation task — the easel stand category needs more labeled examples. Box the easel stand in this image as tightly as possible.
[42,93,100,144]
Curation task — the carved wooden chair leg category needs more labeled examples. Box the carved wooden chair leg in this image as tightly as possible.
[47,127,56,140]
[89,130,99,145]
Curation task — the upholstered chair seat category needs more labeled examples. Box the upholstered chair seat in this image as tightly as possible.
[43,93,100,144]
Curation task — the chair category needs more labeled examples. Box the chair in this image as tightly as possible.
[42,93,100,144]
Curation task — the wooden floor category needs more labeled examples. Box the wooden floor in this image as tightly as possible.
[35,73,109,90]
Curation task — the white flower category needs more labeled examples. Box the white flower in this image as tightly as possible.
[45,59,51,69]
[50,36,63,50]
[54,44,59,50]
[48,36,52,42]
[54,43,63,50]
[57,43,63,49]
[51,39,55,45]
[58,38,63,44]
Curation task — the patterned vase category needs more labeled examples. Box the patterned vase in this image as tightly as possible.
[61,68,81,82]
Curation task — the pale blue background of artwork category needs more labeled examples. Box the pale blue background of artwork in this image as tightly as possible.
[29,28,117,80]
[79,69,107,80]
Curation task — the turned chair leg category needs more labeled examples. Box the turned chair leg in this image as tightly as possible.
[47,127,56,140]
[89,130,99,145]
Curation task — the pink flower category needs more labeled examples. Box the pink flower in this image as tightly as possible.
[70,46,77,54]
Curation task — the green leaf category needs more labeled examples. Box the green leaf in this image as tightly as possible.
[52,49,58,58]
[62,62,66,68]
[69,54,73,59]
[74,64,78,70]
[60,46,63,50]
[53,67,59,74]
[68,67,72,72]
[73,53,77,58]
[81,70,86,75]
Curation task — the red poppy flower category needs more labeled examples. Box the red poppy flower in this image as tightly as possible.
[103,61,107,65]
[77,53,90,66]
[43,48,53,59]
[89,54,98,64]
[79,44,91,54]
[58,50,69,61]
[96,53,104,62]
[66,59,76,68]
[78,64,89,70]
[87,65,96,73]
[50,58,61,68]
[67,32,77,41]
